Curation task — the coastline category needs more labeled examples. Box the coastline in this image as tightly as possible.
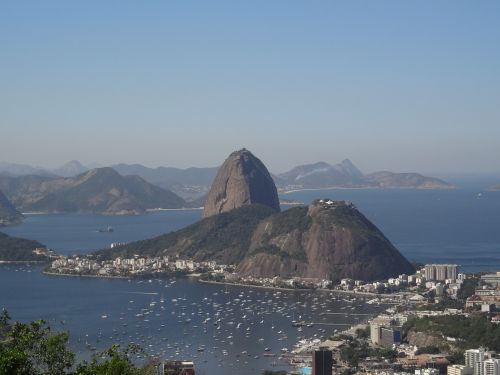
[280,185,454,194]
[145,207,203,212]
[43,270,131,279]
[21,207,204,216]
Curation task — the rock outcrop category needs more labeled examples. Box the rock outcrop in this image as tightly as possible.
[237,199,415,281]
[203,149,280,218]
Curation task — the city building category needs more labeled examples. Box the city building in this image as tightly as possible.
[416,369,440,375]
[484,359,500,375]
[482,273,500,287]
[448,364,473,375]
[313,348,333,375]
[424,264,458,281]
[370,316,398,347]
[161,360,195,375]
[380,326,402,348]
[465,349,485,375]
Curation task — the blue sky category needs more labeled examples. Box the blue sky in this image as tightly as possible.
[1,1,499,174]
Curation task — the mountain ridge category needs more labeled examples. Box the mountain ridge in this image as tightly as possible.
[0,168,188,215]
[0,159,453,195]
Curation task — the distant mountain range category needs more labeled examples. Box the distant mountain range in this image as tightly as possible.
[0,159,453,194]
[111,164,218,198]
[0,168,189,215]
[275,159,364,188]
[275,159,452,190]
[0,162,57,178]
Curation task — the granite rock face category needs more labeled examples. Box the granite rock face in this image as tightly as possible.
[237,199,415,281]
[203,149,280,218]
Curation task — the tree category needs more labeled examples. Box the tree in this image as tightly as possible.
[0,311,156,375]
[75,344,155,375]
[0,314,74,375]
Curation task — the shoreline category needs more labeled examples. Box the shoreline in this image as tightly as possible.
[22,207,204,216]
[280,186,454,194]
[145,207,203,212]
[43,270,131,279]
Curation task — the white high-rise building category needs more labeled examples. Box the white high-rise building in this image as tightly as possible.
[484,359,500,375]
[447,265,458,280]
[465,349,485,375]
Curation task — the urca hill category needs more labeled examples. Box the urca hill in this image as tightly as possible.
[98,149,414,281]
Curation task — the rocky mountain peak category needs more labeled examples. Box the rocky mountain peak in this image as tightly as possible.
[340,158,363,177]
[203,149,280,218]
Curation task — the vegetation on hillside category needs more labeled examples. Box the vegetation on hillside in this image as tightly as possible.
[0,232,47,262]
[96,204,276,264]
[340,338,398,368]
[403,315,500,351]
[252,206,310,262]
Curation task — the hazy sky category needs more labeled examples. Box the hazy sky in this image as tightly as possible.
[1,1,499,174]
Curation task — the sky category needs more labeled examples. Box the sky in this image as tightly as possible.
[1,1,499,175]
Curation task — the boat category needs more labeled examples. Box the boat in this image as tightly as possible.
[98,226,113,233]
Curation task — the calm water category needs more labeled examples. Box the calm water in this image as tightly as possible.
[2,209,203,255]
[1,187,500,373]
[0,265,384,375]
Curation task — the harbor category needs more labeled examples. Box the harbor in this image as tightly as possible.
[0,264,387,375]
